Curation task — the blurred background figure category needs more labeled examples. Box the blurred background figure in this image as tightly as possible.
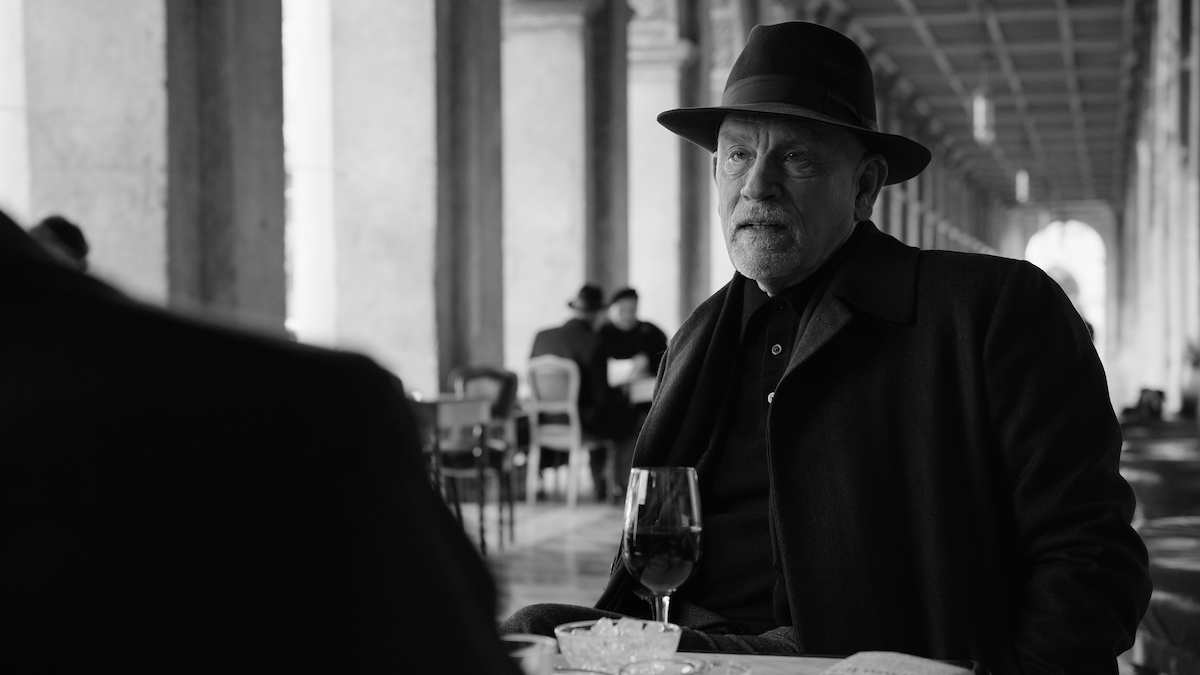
[600,287,669,377]
[28,214,89,272]
[530,284,635,501]
[1046,266,1095,341]
[599,287,668,499]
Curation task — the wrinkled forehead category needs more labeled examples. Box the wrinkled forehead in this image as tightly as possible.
[717,113,863,154]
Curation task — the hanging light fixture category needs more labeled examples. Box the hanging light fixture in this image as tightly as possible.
[1015,169,1030,203]
[973,54,995,146]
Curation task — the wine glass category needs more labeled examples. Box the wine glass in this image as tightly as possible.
[621,467,702,623]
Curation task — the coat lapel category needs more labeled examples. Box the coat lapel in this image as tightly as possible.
[785,221,918,375]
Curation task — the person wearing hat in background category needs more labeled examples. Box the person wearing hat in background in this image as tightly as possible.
[529,284,635,501]
[504,21,1148,674]
[600,287,669,376]
[29,214,90,272]
[599,287,668,499]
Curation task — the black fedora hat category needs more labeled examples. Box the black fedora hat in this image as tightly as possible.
[657,21,930,185]
[568,284,605,312]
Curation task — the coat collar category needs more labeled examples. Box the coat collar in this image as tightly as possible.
[787,221,916,373]
[824,220,918,325]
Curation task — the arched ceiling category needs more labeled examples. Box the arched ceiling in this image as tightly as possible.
[806,0,1145,209]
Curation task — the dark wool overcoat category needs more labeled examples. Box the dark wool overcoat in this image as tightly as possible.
[597,222,1151,675]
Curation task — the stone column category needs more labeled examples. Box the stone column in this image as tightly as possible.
[19,0,171,301]
[627,0,700,334]
[0,0,31,224]
[905,173,922,247]
[284,0,504,394]
[588,0,632,295]
[435,0,507,387]
[167,0,287,329]
[707,0,742,295]
[5,1,287,326]
[502,0,628,374]
[324,0,440,392]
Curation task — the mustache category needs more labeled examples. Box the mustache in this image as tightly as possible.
[732,205,790,227]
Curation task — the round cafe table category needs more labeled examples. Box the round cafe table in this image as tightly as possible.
[550,652,841,674]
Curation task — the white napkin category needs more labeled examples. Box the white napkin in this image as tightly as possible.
[819,651,973,675]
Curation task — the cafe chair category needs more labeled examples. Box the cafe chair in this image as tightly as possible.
[526,355,605,508]
[413,396,495,555]
[449,365,520,547]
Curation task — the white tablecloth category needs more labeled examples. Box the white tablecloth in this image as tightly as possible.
[550,652,840,674]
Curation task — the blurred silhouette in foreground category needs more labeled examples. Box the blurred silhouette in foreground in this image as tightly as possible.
[0,209,519,673]
[29,214,89,271]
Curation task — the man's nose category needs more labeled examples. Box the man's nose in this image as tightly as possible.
[740,158,782,201]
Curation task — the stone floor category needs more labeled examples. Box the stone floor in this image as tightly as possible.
[460,499,623,620]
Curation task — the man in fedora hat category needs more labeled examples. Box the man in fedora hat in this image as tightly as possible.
[504,21,1148,674]
[529,284,635,501]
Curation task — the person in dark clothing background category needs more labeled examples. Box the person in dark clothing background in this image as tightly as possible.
[502,21,1149,675]
[0,209,520,673]
[598,287,668,498]
[599,287,669,375]
[530,284,634,501]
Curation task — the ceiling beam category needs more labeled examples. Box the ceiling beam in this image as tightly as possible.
[887,39,1121,57]
[854,6,1123,28]
[1055,0,1096,198]
[924,91,1122,106]
[886,0,1019,182]
[909,67,1123,83]
[971,0,1051,184]
[1111,0,1140,207]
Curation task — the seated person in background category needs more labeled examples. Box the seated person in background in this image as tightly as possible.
[530,284,635,501]
[503,21,1149,675]
[0,209,520,673]
[600,287,669,377]
[599,287,668,498]
[29,213,90,271]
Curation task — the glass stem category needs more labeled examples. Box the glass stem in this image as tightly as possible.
[654,594,671,623]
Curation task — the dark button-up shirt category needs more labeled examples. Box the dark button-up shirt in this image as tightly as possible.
[678,244,852,634]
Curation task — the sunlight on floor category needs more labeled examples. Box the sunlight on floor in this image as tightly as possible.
[461,501,624,620]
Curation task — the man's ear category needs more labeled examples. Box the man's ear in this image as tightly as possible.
[854,154,888,222]
[712,154,718,180]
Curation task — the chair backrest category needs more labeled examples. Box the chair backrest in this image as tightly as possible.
[526,355,580,415]
[436,397,492,429]
[526,355,582,452]
[449,365,519,420]
[429,396,491,453]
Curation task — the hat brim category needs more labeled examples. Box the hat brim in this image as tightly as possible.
[568,299,604,311]
[658,103,931,186]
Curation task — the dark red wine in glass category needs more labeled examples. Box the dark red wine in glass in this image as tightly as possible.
[621,467,702,623]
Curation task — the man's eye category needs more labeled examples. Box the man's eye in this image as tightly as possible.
[727,150,747,162]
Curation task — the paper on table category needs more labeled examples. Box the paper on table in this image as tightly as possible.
[609,358,637,386]
[819,652,973,675]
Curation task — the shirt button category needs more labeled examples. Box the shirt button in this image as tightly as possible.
[771,344,783,356]
[767,392,775,404]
